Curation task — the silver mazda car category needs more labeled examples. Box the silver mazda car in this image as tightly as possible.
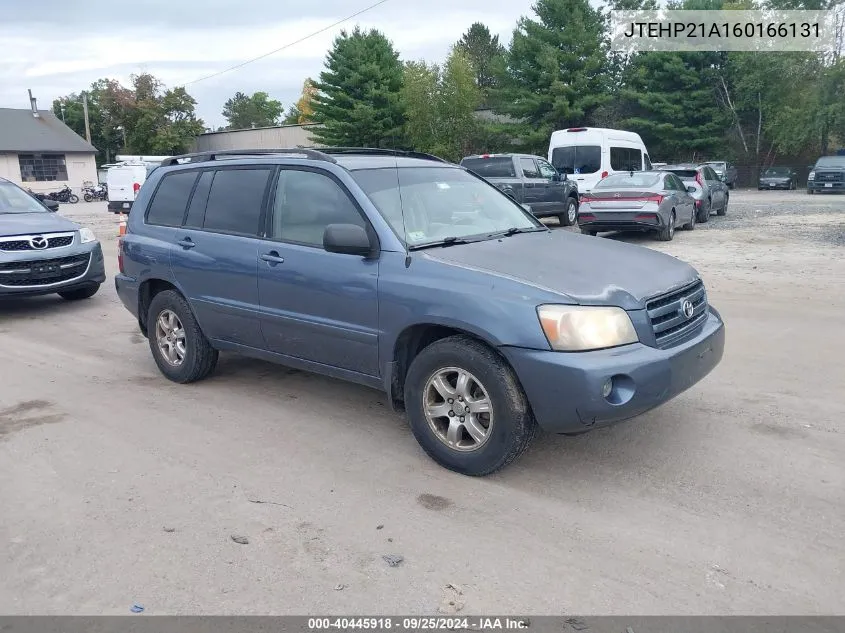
[0,177,105,300]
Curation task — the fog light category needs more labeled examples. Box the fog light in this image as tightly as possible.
[601,378,613,399]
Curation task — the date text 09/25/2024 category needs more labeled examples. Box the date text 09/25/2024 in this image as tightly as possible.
[307,617,531,630]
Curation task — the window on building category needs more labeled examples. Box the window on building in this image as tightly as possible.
[18,154,69,182]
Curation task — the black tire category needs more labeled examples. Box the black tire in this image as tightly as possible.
[68,194,79,204]
[559,197,578,227]
[807,188,814,195]
[696,200,710,223]
[83,193,93,202]
[682,208,696,230]
[717,195,728,216]
[404,335,537,476]
[147,290,218,384]
[58,283,100,301]
[658,211,676,241]
[580,228,596,236]
[727,182,735,190]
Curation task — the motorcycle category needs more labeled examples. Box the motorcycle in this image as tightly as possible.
[27,188,49,202]
[47,185,79,204]
[82,183,108,202]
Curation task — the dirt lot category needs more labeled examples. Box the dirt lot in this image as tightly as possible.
[1,190,843,615]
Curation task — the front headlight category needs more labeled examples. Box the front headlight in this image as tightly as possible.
[537,305,638,352]
[79,227,97,244]
[808,171,815,180]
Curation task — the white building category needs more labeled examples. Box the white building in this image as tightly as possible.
[0,97,98,194]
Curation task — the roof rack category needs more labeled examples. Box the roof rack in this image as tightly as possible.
[317,147,450,163]
[160,148,337,167]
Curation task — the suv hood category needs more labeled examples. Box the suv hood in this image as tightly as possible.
[0,212,79,237]
[424,230,699,310]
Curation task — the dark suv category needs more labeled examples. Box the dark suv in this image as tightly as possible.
[116,148,725,476]
[807,156,845,194]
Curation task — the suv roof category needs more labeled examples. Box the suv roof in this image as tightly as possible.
[160,147,451,172]
[659,164,701,170]
[461,153,541,160]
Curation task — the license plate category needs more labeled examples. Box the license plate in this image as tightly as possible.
[825,183,833,188]
[122,202,130,208]
[769,183,776,187]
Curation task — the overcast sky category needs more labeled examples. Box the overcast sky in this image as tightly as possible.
[0,0,537,130]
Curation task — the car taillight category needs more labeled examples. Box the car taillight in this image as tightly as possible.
[579,195,592,203]
[117,237,125,274]
[694,199,702,207]
[579,213,596,220]
[601,171,609,179]
[695,171,703,186]
[133,182,141,197]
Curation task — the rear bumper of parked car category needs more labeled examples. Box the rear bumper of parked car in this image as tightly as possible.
[500,307,725,434]
[578,210,666,233]
[0,242,105,298]
[115,273,140,318]
[108,200,133,213]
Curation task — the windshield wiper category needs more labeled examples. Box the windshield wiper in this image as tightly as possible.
[490,226,547,238]
[409,235,491,250]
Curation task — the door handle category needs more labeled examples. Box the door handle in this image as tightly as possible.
[177,237,195,249]
[260,251,285,264]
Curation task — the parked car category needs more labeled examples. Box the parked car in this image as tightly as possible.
[758,166,797,190]
[658,163,729,222]
[548,127,652,193]
[460,153,580,226]
[0,176,105,300]
[115,148,725,476]
[704,161,738,189]
[807,155,845,194]
[577,170,697,241]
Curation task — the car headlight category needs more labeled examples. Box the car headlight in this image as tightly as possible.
[808,171,815,180]
[537,305,638,351]
[79,227,97,244]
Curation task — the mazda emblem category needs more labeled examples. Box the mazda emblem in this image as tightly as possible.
[29,236,48,250]
[682,299,695,319]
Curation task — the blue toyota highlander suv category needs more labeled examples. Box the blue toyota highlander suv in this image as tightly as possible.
[115,148,725,476]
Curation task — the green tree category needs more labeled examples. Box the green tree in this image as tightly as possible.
[455,22,506,104]
[494,0,611,153]
[282,78,318,124]
[311,27,405,147]
[221,91,283,129]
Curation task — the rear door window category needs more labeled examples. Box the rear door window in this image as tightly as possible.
[202,168,272,236]
[551,145,601,175]
[519,157,540,178]
[610,147,643,172]
[460,157,516,178]
[146,171,198,227]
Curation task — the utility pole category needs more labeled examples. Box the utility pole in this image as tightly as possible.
[82,92,92,144]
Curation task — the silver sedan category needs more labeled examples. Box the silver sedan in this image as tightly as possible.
[577,171,696,241]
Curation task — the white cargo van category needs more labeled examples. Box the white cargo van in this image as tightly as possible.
[106,156,169,213]
[548,128,651,193]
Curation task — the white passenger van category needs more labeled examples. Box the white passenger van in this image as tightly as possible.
[106,155,170,214]
[548,128,651,193]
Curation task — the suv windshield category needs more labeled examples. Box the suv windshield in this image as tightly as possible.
[0,181,49,214]
[595,172,661,188]
[816,156,845,168]
[663,168,698,179]
[460,157,516,178]
[350,166,542,247]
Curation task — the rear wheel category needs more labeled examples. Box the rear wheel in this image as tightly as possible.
[807,188,814,195]
[83,193,93,202]
[696,199,710,223]
[58,283,100,301]
[658,211,676,241]
[404,335,537,476]
[147,290,218,383]
[717,195,728,216]
[68,194,79,204]
[682,208,696,230]
[559,197,578,226]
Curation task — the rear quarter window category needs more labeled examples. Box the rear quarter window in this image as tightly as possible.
[145,171,199,227]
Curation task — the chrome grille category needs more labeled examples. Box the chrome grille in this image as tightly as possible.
[646,280,708,349]
[815,171,843,183]
[0,232,75,252]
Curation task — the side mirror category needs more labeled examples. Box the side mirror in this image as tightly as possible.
[323,223,374,257]
[43,199,60,212]
[686,186,697,194]
[550,172,561,182]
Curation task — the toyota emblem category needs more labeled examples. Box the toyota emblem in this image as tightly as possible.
[29,236,48,250]
[682,299,695,319]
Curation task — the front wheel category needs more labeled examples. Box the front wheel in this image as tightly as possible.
[58,283,100,301]
[83,193,93,202]
[68,194,79,204]
[147,290,218,384]
[559,197,578,226]
[404,335,537,476]
[658,211,676,241]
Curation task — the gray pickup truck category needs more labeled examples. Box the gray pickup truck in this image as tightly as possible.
[460,153,580,226]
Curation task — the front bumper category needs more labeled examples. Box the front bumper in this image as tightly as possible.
[501,307,725,434]
[808,181,845,192]
[0,242,105,298]
[759,181,791,189]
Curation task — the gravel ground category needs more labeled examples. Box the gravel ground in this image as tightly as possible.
[1,192,843,615]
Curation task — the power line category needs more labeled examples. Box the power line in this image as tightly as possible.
[183,0,392,86]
